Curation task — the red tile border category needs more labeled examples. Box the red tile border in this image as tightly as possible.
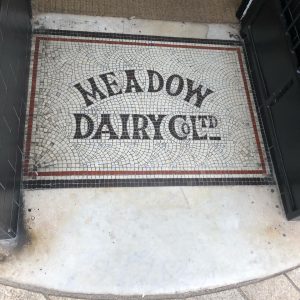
[24,36,267,177]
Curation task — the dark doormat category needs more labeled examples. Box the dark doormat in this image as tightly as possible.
[31,0,240,24]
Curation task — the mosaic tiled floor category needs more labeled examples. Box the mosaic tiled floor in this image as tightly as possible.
[23,30,273,188]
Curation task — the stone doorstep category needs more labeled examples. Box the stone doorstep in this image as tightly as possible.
[1,268,300,300]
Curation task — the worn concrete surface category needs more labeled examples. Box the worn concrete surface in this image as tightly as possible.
[1,186,300,295]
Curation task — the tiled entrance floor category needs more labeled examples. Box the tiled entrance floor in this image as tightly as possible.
[2,14,300,299]
[24,24,271,188]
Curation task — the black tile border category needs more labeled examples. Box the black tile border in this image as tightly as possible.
[24,29,275,189]
[241,35,275,180]
[33,28,243,46]
[23,176,274,189]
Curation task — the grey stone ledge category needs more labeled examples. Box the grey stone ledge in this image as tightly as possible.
[1,266,300,300]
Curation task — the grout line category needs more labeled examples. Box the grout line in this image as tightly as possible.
[237,287,250,300]
[284,273,300,293]
[42,293,51,300]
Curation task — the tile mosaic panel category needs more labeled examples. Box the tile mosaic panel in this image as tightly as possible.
[23,31,273,188]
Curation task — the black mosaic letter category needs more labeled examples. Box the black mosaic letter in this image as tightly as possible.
[147,114,166,140]
[99,72,122,97]
[209,115,218,128]
[132,114,150,140]
[169,115,189,140]
[74,77,107,107]
[125,70,143,93]
[73,114,94,139]
[166,74,184,96]
[147,70,164,93]
[120,114,130,140]
[198,115,208,128]
[190,115,207,140]
[92,114,119,140]
[184,79,214,109]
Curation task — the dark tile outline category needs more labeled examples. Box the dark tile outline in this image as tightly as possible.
[33,29,243,46]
